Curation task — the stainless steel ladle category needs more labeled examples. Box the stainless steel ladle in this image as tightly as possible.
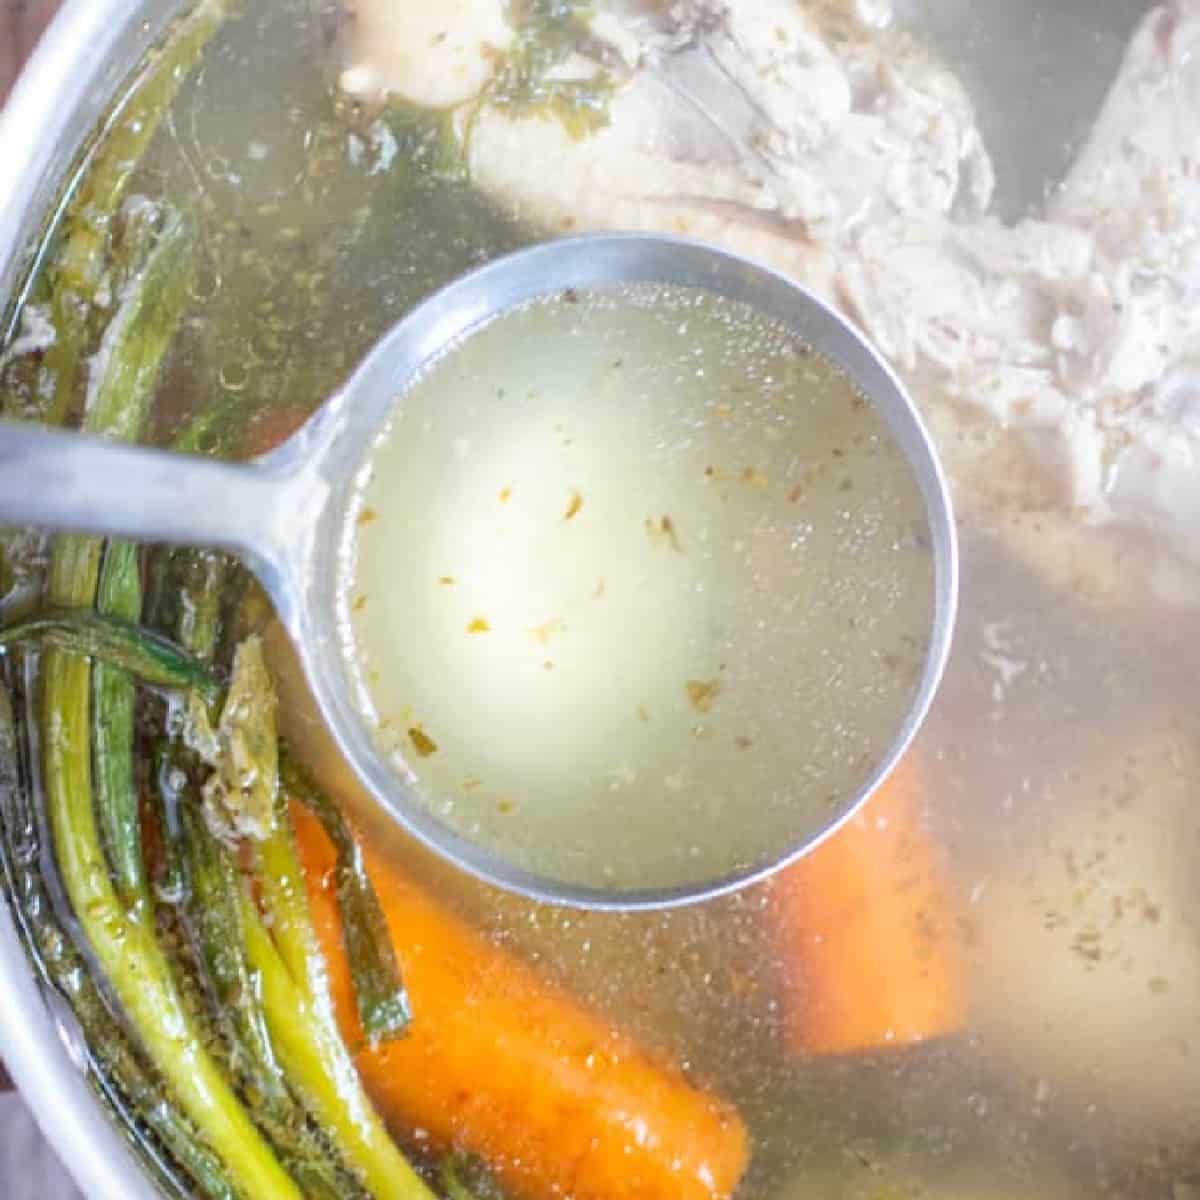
[0,234,958,911]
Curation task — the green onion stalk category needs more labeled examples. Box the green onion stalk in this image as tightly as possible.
[0,0,228,605]
[39,0,229,431]
[214,637,435,1200]
[0,680,238,1200]
[165,555,369,1200]
[0,606,223,706]
[281,749,411,1048]
[39,207,303,1198]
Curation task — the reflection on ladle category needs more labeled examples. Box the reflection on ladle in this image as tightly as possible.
[0,234,957,910]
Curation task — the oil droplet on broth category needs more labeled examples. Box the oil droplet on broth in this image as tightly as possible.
[339,284,935,891]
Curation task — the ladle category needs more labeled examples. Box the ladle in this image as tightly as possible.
[0,234,958,910]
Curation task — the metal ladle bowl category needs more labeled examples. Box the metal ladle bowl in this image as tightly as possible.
[0,234,958,910]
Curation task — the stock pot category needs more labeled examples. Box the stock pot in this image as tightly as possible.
[2,10,199,1196]
[0,2,1193,1198]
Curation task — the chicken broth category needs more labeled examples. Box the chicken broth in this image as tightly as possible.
[339,284,934,891]
[4,0,1200,1197]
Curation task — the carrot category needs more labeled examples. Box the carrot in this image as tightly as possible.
[242,403,312,459]
[292,803,748,1200]
[769,753,966,1057]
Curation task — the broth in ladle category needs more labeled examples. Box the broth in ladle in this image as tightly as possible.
[339,283,934,891]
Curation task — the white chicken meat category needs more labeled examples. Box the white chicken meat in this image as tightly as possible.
[969,721,1200,1136]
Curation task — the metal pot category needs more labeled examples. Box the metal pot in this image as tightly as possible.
[0,8,186,1194]
[0,1,1190,1198]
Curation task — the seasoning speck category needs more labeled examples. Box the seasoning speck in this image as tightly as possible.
[499,486,513,503]
[357,507,378,526]
[686,679,721,714]
[408,727,438,758]
[564,490,583,521]
[467,617,492,634]
[646,515,683,552]
[352,595,367,612]
[529,618,566,645]
[439,576,456,586]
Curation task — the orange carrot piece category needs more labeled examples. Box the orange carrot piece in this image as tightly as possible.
[292,803,749,1200]
[769,754,965,1057]
[241,403,311,459]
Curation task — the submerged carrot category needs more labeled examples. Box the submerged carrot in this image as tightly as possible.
[242,403,311,459]
[293,804,749,1200]
[770,754,965,1057]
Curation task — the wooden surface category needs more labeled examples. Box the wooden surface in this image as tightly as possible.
[2,0,61,103]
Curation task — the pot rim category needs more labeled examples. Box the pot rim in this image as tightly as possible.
[0,1,184,1196]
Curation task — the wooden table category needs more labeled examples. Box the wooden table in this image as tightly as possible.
[2,1,62,103]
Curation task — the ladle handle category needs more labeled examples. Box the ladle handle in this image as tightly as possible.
[0,421,296,581]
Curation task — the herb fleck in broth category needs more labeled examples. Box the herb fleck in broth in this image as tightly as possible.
[340,283,934,891]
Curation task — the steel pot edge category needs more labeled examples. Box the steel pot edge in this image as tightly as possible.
[0,1,191,1197]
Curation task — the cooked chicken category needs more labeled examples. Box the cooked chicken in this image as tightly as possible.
[970,721,1200,1135]
[337,0,1200,614]
[465,1,991,273]
[1046,2,1200,561]
[337,0,513,108]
